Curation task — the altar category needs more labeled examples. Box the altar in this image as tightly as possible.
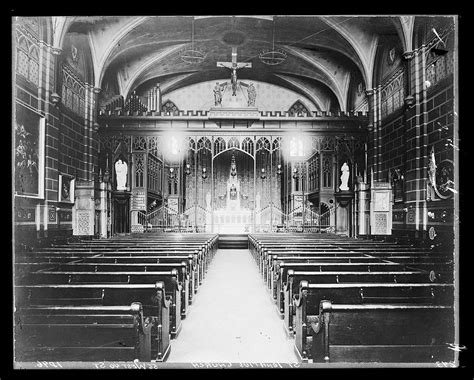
[211,154,253,233]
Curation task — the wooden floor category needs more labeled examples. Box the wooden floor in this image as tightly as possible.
[167,249,298,363]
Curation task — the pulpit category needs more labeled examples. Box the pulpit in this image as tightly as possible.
[112,190,131,234]
[335,190,354,236]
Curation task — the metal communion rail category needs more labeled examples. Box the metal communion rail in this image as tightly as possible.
[137,203,336,234]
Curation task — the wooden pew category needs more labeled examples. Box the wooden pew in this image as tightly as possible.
[266,253,451,290]
[261,249,443,278]
[281,269,452,336]
[292,280,454,362]
[17,259,195,312]
[20,249,204,293]
[17,270,183,338]
[15,303,152,362]
[15,282,172,361]
[295,300,455,363]
[248,234,440,267]
[272,259,453,307]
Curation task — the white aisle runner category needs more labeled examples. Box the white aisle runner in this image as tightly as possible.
[167,249,299,363]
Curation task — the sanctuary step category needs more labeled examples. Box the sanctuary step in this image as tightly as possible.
[218,234,248,249]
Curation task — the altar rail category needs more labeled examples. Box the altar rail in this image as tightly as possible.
[136,204,336,234]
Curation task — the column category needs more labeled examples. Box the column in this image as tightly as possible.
[365,88,375,184]
[355,178,370,236]
[99,179,108,238]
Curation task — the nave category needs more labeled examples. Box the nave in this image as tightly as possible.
[167,248,298,363]
[14,232,455,367]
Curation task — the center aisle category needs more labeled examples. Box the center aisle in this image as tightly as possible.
[167,249,299,363]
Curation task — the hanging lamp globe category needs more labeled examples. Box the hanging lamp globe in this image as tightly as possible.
[259,49,287,66]
[180,47,206,64]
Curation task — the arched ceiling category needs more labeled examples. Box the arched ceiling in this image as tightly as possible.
[55,15,434,111]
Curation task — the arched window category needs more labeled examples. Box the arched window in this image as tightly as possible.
[61,66,87,117]
[161,100,179,113]
[28,46,39,85]
[288,100,310,116]
[16,34,39,86]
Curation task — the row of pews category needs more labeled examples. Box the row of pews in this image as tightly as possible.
[248,233,455,364]
[14,233,219,362]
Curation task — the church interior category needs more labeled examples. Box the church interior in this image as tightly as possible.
[13,15,459,368]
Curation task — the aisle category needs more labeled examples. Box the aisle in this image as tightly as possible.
[167,249,299,363]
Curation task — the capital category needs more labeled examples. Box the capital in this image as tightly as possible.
[93,87,102,94]
[51,47,62,56]
[402,51,415,60]
[365,89,374,96]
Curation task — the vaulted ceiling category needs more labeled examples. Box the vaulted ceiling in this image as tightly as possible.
[52,15,455,111]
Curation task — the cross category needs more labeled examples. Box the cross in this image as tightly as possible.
[217,47,252,96]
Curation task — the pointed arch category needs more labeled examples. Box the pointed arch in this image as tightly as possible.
[197,137,211,152]
[17,35,29,51]
[188,137,196,152]
[242,137,254,156]
[321,18,378,90]
[161,99,179,113]
[94,16,150,89]
[214,137,226,156]
[282,45,348,110]
[227,137,240,150]
[288,100,310,116]
[29,45,39,61]
[393,16,415,54]
[256,137,271,152]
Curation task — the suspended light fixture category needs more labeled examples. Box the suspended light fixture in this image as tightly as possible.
[276,164,282,175]
[230,154,237,177]
[185,163,192,176]
[201,167,208,180]
[168,167,177,181]
[259,18,287,66]
[292,167,299,180]
[180,17,206,64]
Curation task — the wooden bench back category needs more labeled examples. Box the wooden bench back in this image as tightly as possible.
[15,303,152,362]
[307,301,455,363]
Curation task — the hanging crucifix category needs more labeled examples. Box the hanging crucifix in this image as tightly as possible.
[217,47,252,96]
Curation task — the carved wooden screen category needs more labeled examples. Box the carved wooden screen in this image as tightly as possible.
[241,137,254,156]
[214,137,226,156]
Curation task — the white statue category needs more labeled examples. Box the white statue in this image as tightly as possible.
[255,192,261,210]
[205,191,212,210]
[115,159,128,190]
[339,162,350,191]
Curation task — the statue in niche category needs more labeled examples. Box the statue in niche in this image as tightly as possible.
[206,191,212,210]
[427,147,437,201]
[115,159,128,191]
[230,184,238,200]
[339,162,350,191]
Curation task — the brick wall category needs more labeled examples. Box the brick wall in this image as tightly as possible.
[13,19,99,247]
[366,42,455,245]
